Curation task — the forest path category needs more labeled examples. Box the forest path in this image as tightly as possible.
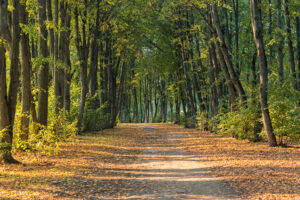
[0,124,241,200]
[120,124,241,200]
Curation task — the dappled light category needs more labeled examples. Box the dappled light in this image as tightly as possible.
[1,124,299,199]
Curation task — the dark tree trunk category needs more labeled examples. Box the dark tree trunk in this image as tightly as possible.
[75,3,89,132]
[180,39,196,127]
[250,0,277,147]
[209,49,219,116]
[89,5,100,108]
[54,0,65,112]
[8,0,21,131]
[0,0,20,163]
[0,46,15,163]
[283,0,297,91]
[132,76,139,122]
[211,4,247,104]
[117,63,126,118]
[46,0,54,77]
[64,8,72,113]
[160,80,167,123]
[296,17,300,93]
[277,0,284,83]
[20,1,32,142]
[38,0,49,126]
[233,0,240,75]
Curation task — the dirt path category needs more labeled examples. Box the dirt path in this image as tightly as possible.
[0,124,241,200]
[121,124,240,200]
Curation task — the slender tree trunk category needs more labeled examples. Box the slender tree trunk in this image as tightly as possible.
[277,0,284,82]
[139,81,143,122]
[180,39,196,127]
[75,4,89,132]
[38,0,49,126]
[0,0,19,163]
[117,63,126,118]
[8,0,21,131]
[54,0,65,112]
[20,1,32,142]
[296,17,300,92]
[0,46,15,163]
[268,0,273,59]
[64,8,72,113]
[233,0,240,75]
[46,0,54,78]
[132,78,139,122]
[149,79,154,123]
[211,4,247,104]
[283,0,297,91]
[89,5,100,108]
[250,0,277,147]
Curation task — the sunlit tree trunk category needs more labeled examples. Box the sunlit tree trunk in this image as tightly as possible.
[0,0,20,163]
[250,0,277,147]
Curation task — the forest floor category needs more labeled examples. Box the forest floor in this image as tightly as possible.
[0,124,299,200]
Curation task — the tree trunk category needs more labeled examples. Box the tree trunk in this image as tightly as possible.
[277,0,284,83]
[250,0,277,147]
[64,7,72,113]
[38,0,49,126]
[8,0,21,131]
[46,0,54,78]
[132,77,139,122]
[75,4,89,132]
[211,4,247,104]
[233,0,240,75]
[296,17,300,93]
[89,5,100,109]
[20,1,32,142]
[0,0,19,163]
[180,39,196,127]
[0,46,15,163]
[283,0,297,91]
[54,0,65,112]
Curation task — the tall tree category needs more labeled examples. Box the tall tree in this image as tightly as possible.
[75,1,89,132]
[249,0,277,147]
[20,0,33,142]
[37,0,49,126]
[0,0,20,163]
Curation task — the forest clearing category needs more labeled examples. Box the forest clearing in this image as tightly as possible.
[0,0,300,199]
[0,124,299,199]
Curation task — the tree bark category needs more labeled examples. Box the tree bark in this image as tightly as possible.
[296,17,300,92]
[64,7,72,113]
[250,0,277,147]
[37,0,49,126]
[54,0,65,112]
[277,0,284,82]
[283,0,297,91]
[75,3,89,132]
[46,0,54,78]
[8,0,21,131]
[20,1,32,142]
[211,4,247,104]
[89,5,100,108]
[0,0,19,163]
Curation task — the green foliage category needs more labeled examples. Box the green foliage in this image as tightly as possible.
[83,96,111,131]
[14,111,77,156]
[216,106,262,142]
[269,81,300,144]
